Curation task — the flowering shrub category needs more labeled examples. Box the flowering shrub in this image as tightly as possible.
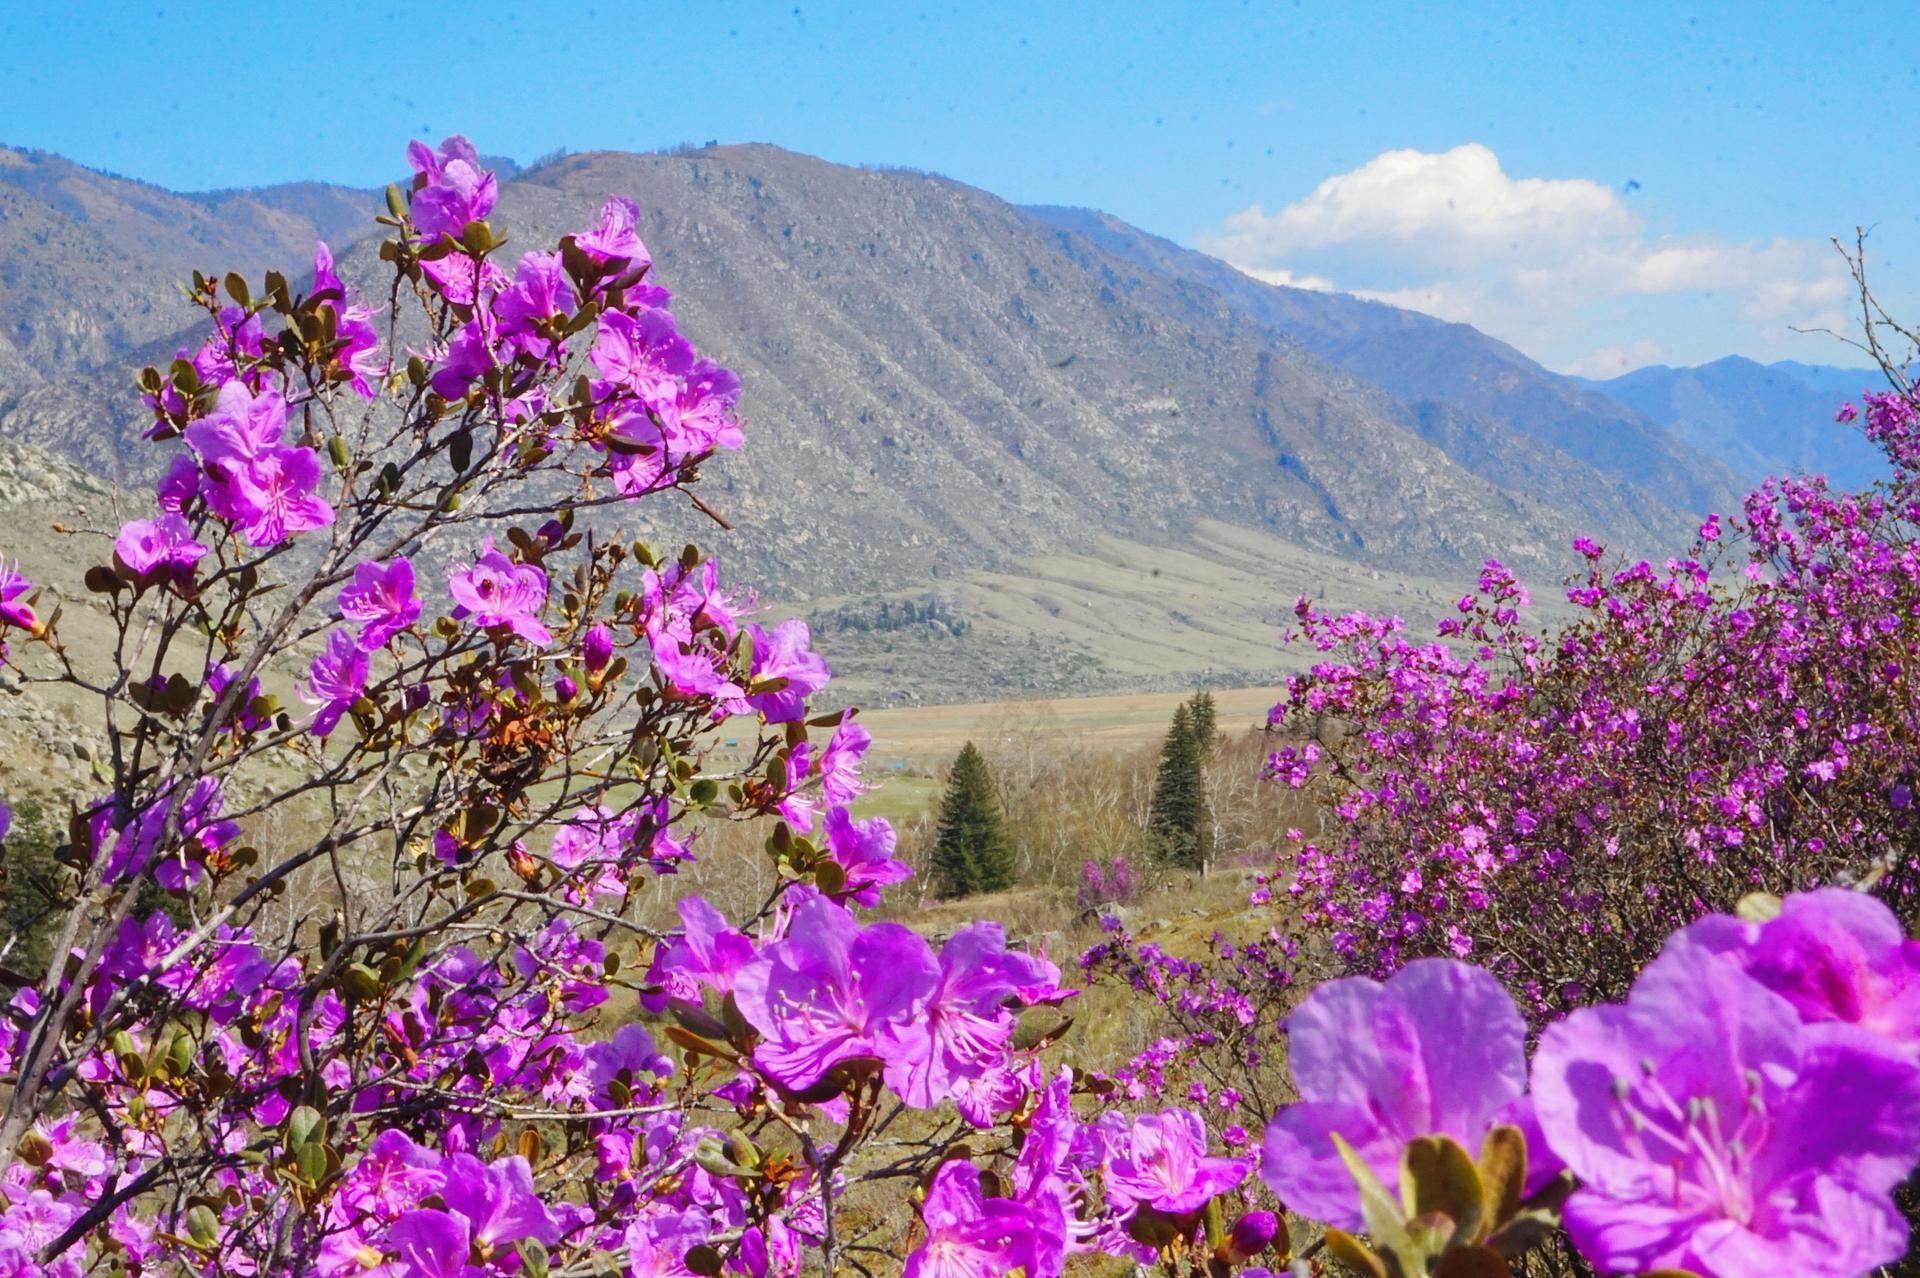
[1261,383,1920,1014]
[1075,853,1142,911]
[0,138,1277,1278]
[1,133,1916,1278]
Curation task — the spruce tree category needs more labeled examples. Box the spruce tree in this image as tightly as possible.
[1148,703,1211,869]
[931,741,1015,897]
[1186,690,1218,755]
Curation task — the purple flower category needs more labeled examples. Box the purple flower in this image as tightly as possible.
[732,894,937,1093]
[0,560,36,630]
[1104,1108,1250,1217]
[818,719,871,806]
[302,630,368,738]
[1533,943,1920,1278]
[185,380,286,467]
[406,135,498,241]
[574,197,651,267]
[1259,958,1529,1230]
[449,540,551,645]
[113,513,208,583]
[1673,888,1920,1054]
[821,807,913,908]
[582,1024,673,1107]
[186,390,335,547]
[1222,1210,1280,1263]
[493,251,576,360]
[746,620,831,722]
[206,661,267,733]
[641,896,755,1013]
[155,455,200,512]
[313,240,386,398]
[882,921,1047,1108]
[339,557,421,651]
[905,1160,1054,1278]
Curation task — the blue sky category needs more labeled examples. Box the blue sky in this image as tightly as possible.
[1,0,1913,373]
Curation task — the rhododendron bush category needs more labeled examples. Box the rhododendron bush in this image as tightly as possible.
[5,135,1920,1278]
[0,135,1286,1278]
[1265,381,1920,1014]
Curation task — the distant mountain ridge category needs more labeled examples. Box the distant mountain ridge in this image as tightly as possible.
[0,140,1801,699]
[1576,356,1886,491]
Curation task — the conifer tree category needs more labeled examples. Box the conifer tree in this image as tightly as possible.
[931,741,1016,897]
[1187,690,1218,755]
[1148,702,1211,869]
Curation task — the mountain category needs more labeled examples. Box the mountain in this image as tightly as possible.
[1024,205,1743,519]
[0,145,375,373]
[0,142,1740,701]
[1576,356,1887,491]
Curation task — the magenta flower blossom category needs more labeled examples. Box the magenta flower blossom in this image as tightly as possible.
[0,560,37,630]
[1259,958,1529,1230]
[155,455,200,512]
[338,557,421,651]
[1673,887,1920,1053]
[582,1024,672,1104]
[818,719,871,805]
[187,385,334,545]
[406,135,498,241]
[746,620,831,722]
[883,921,1050,1109]
[94,777,239,889]
[493,250,577,360]
[1533,944,1920,1278]
[113,514,208,583]
[1104,1108,1250,1218]
[302,630,369,738]
[640,896,755,1013]
[185,380,287,467]
[388,1154,557,1278]
[904,1160,1055,1278]
[821,807,914,908]
[312,240,385,398]
[218,446,335,547]
[574,196,651,267]
[623,1208,711,1278]
[732,894,937,1093]
[206,661,267,733]
[449,540,551,645]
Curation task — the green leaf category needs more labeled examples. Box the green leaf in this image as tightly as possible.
[1334,1132,1417,1268]
[1477,1124,1528,1228]
[184,1203,220,1250]
[1400,1133,1487,1246]
[1323,1229,1388,1278]
[286,1105,325,1151]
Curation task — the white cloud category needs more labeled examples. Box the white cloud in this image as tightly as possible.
[1199,143,1851,370]
[1207,144,1634,267]
[1563,338,1669,379]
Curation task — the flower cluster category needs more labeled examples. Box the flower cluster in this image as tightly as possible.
[1253,890,1920,1278]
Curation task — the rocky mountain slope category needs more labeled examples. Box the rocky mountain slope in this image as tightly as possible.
[1026,204,1745,520]
[0,141,1746,702]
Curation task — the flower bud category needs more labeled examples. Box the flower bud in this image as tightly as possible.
[554,675,578,703]
[583,624,614,675]
[1219,1210,1279,1264]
